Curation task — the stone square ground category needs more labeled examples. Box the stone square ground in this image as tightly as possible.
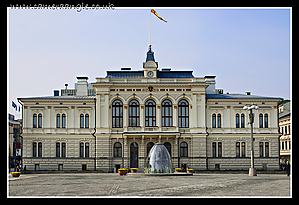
[8,173,291,197]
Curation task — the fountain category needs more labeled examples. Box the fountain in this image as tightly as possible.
[145,143,173,174]
[127,143,193,176]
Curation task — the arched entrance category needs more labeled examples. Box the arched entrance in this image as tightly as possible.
[130,142,138,168]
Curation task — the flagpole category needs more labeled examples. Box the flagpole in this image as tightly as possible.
[149,9,151,47]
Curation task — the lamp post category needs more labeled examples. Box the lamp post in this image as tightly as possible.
[243,104,259,176]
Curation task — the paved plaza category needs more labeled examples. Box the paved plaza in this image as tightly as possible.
[8,173,291,197]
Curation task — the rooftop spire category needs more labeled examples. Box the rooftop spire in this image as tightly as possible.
[146,45,155,62]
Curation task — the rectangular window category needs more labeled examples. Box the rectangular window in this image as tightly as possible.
[212,142,216,157]
[259,142,264,157]
[218,142,222,157]
[56,142,60,157]
[236,142,240,157]
[241,142,246,157]
[85,143,89,157]
[62,142,66,157]
[265,142,269,157]
[80,142,84,157]
[38,142,42,157]
[38,114,42,128]
[62,114,66,128]
[33,142,37,157]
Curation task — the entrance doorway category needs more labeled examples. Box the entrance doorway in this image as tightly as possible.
[130,142,138,168]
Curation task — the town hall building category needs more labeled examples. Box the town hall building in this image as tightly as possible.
[18,46,282,172]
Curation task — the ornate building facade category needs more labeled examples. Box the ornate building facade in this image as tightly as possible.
[19,46,282,172]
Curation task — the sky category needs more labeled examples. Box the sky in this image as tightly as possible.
[8,7,291,118]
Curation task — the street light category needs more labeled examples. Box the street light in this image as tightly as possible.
[243,104,259,176]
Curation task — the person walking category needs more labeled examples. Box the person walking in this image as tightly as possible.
[285,161,291,176]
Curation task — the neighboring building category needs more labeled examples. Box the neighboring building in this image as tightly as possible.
[278,100,291,165]
[18,46,282,172]
[8,114,22,170]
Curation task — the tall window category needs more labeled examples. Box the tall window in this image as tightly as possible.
[80,114,89,128]
[85,114,89,128]
[162,99,172,127]
[56,142,60,157]
[259,142,264,157]
[212,142,222,157]
[218,142,222,157]
[85,143,89,157]
[236,142,246,157]
[264,114,268,128]
[236,142,240,157]
[62,142,66,157]
[38,114,42,128]
[33,114,37,128]
[241,142,246,157]
[236,114,240,128]
[217,114,221,128]
[129,100,140,127]
[56,114,60,128]
[241,113,245,128]
[80,114,84,128]
[212,142,216,157]
[79,142,89,157]
[56,142,66,157]
[62,114,66,128]
[33,142,37,157]
[80,142,84,157]
[180,142,188,157]
[38,142,42,157]
[113,142,122,157]
[112,99,123,128]
[212,114,216,128]
[178,99,189,128]
[265,142,269,157]
[259,114,263,128]
[145,99,156,127]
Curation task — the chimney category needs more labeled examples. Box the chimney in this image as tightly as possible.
[54,90,59,96]
[245,91,251,95]
[76,76,88,96]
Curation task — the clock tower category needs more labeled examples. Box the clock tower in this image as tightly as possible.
[143,45,158,78]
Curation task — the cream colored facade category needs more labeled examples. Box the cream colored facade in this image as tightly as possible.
[19,47,282,171]
[278,101,291,164]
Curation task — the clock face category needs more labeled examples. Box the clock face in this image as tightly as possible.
[147,71,154,78]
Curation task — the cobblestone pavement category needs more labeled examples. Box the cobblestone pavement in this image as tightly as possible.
[8,173,291,197]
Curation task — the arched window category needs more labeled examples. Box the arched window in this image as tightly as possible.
[85,143,89,157]
[217,114,221,128]
[38,142,42,157]
[33,114,37,128]
[61,142,66,157]
[264,113,268,128]
[38,114,42,128]
[129,100,139,127]
[178,99,189,128]
[112,99,123,128]
[164,142,171,156]
[147,142,154,156]
[85,114,89,128]
[80,114,84,128]
[56,114,60,128]
[212,114,216,128]
[114,142,122,157]
[259,114,263,128]
[241,113,245,128]
[145,99,156,127]
[56,142,60,157]
[162,99,172,127]
[62,114,66,128]
[180,142,188,157]
[80,142,84,157]
[236,114,240,128]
